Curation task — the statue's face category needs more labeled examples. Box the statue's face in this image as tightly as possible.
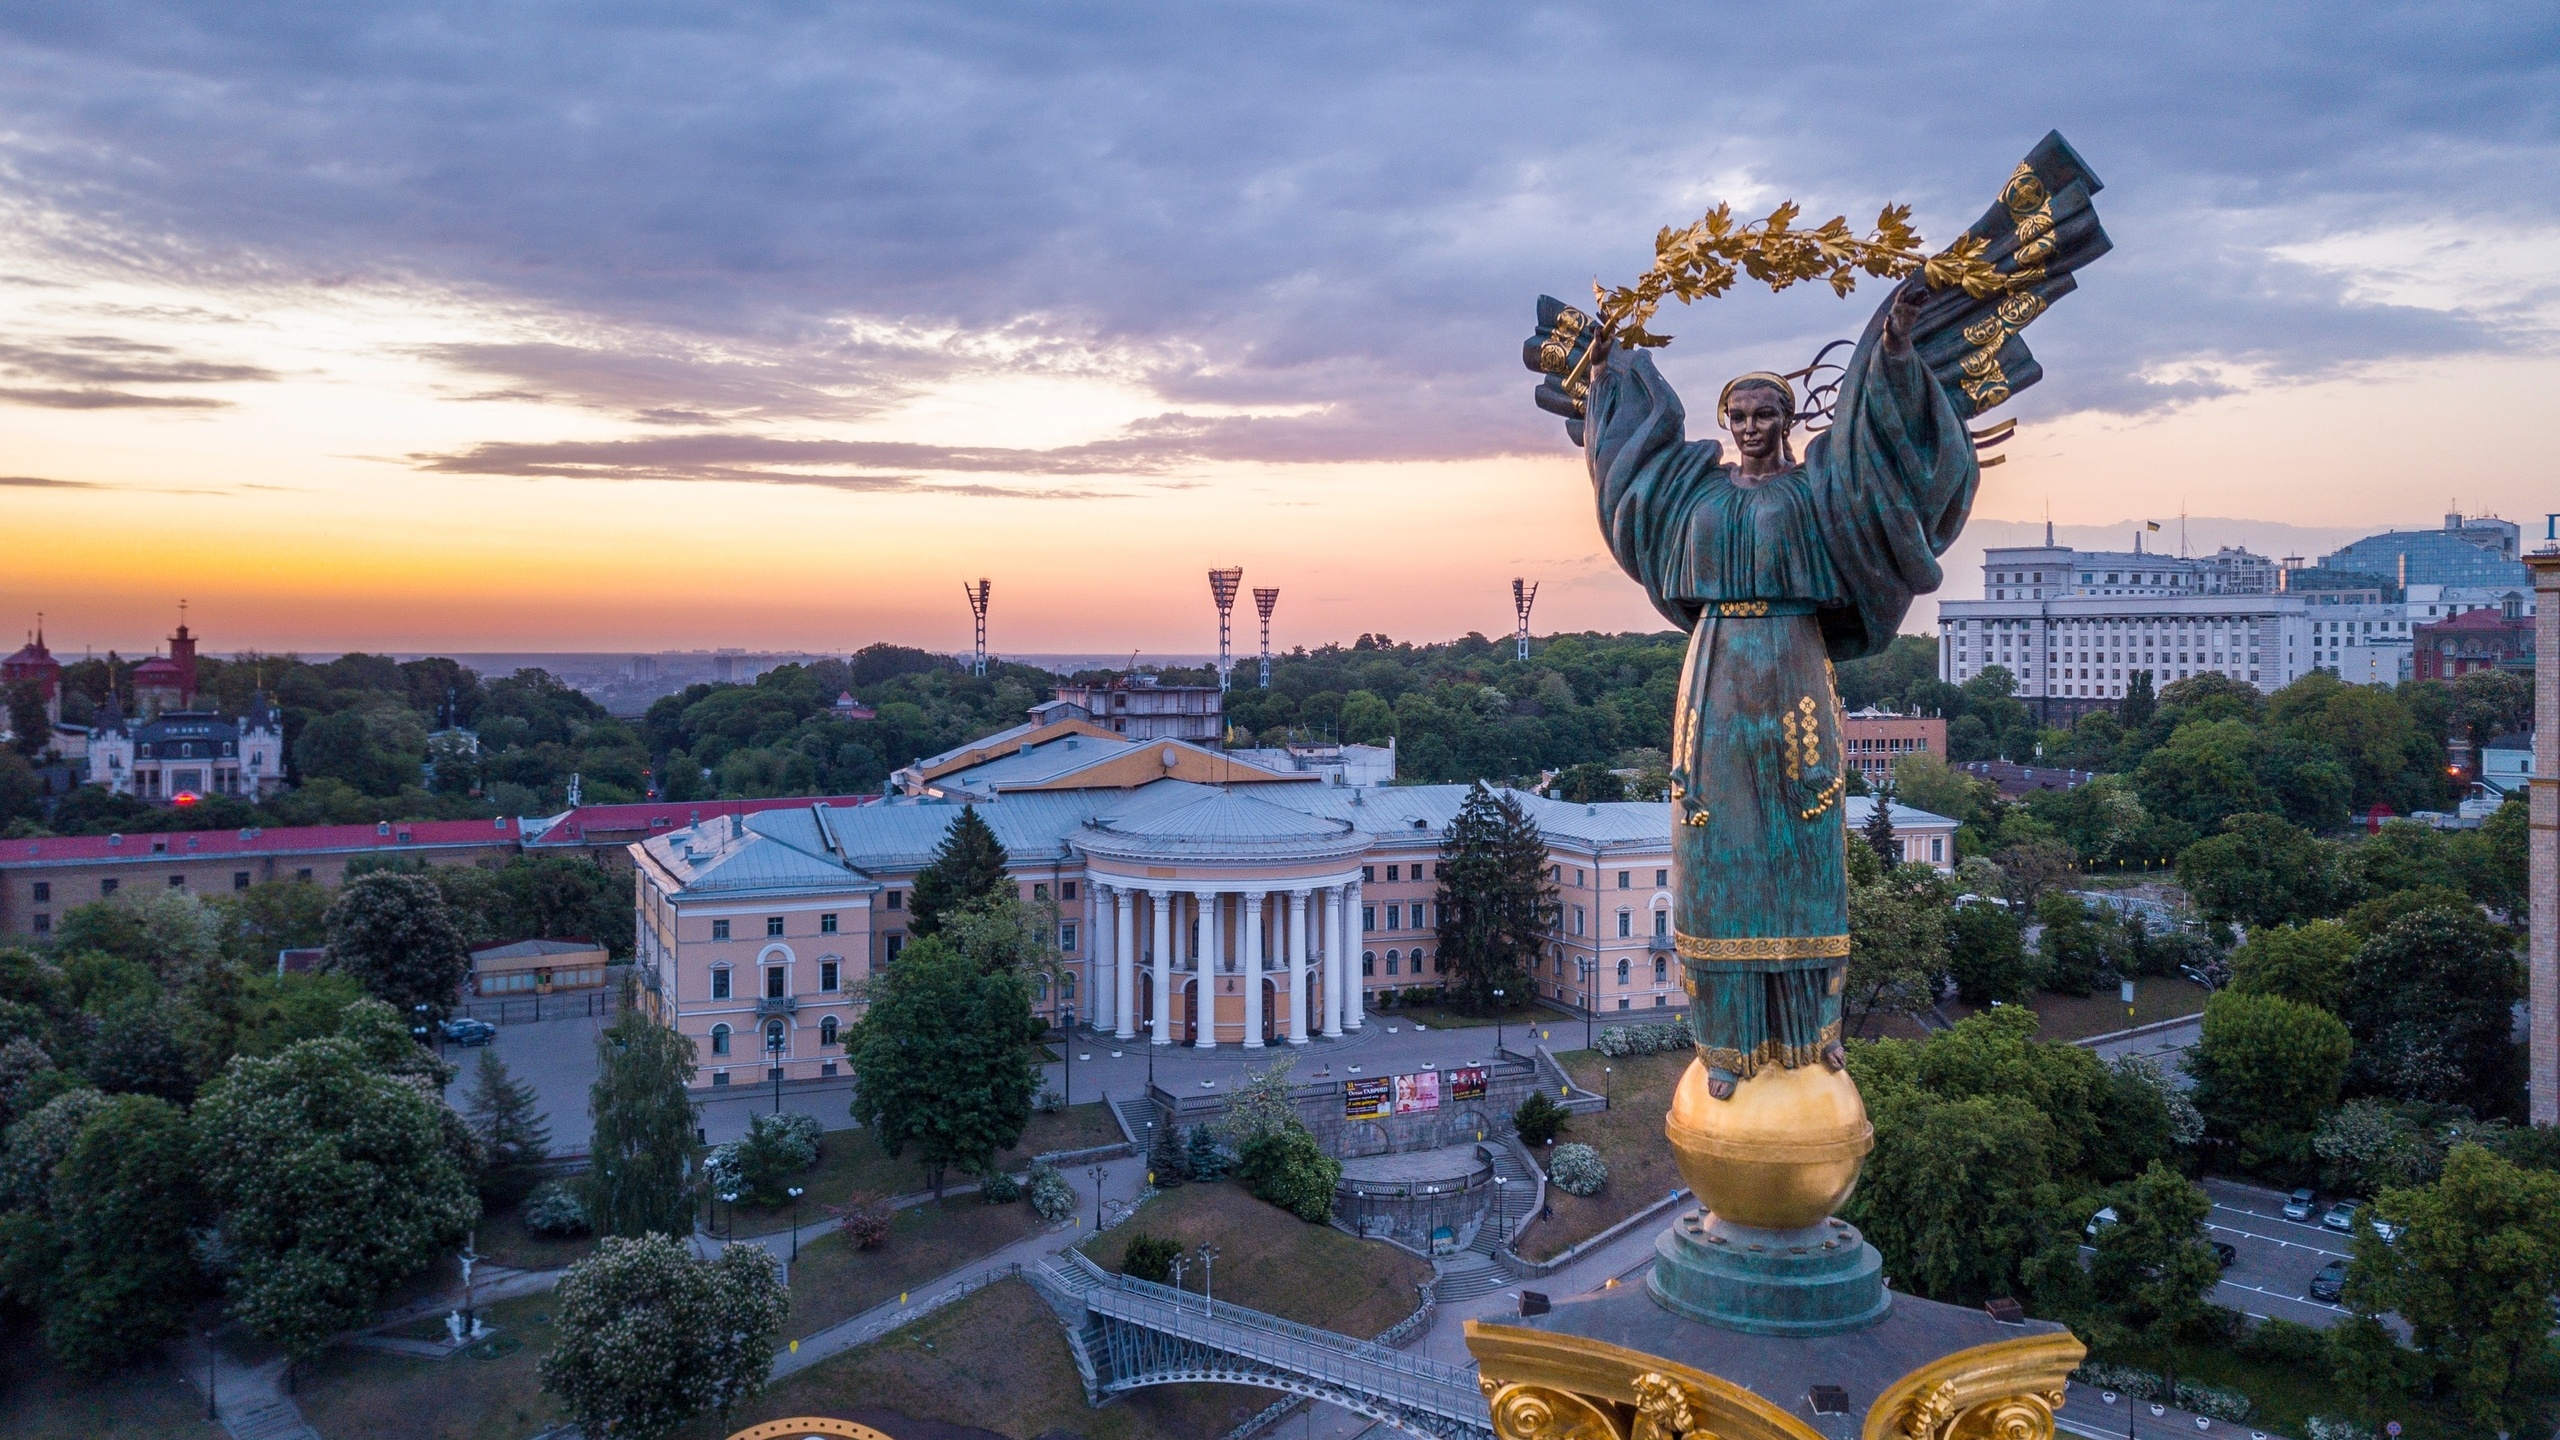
[1723,386,1793,464]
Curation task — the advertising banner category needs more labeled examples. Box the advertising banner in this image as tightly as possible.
[1344,1077,1392,1120]
[1447,1065,1490,1102]
[1393,1070,1441,1114]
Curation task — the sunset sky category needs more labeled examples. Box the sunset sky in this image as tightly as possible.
[4,5,2556,659]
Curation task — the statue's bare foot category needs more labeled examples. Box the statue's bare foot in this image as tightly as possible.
[1822,1042,1847,1072]
[1706,1067,1738,1100]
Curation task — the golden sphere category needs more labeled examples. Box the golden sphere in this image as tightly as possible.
[1663,1055,1873,1230]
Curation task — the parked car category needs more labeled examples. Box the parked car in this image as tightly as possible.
[2370,1218,2403,1245]
[2322,1200,2362,1234]
[2212,1241,2237,1270]
[2084,1206,2119,1240]
[440,1017,498,1046]
[2282,1188,2319,1222]
[2309,1258,2348,1302]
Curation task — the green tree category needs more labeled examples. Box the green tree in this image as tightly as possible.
[907,805,1011,939]
[38,1094,208,1373]
[1338,689,1396,744]
[2447,791,2528,918]
[2031,892,2115,997]
[2175,812,2349,930]
[539,1234,790,1440]
[1861,784,1899,865]
[2118,670,2156,730]
[464,1049,553,1206]
[1548,761,1626,803]
[844,935,1040,1197]
[1843,1065,2069,1304]
[1944,900,2032,1006]
[2346,1144,2560,1435]
[1845,864,1948,1036]
[1433,784,1554,1014]
[321,870,471,1021]
[1235,1124,1340,1223]
[2227,920,2358,1012]
[2448,668,2534,753]
[584,1013,701,1238]
[2134,718,2265,835]
[2339,905,2521,1106]
[2089,1162,2221,1388]
[2187,989,2351,1173]
[192,1030,478,1368]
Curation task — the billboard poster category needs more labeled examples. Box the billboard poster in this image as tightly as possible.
[1447,1065,1490,1102]
[1394,1070,1441,1114]
[1344,1077,1392,1120]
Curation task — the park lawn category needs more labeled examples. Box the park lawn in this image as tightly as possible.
[1510,1048,1690,1262]
[293,1293,565,1440]
[1942,978,2208,1042]
[1081,1179,1433,1338]
[724,1102,1122,1236]
[783,1196,1047,1337]
[0,1342,226,1440]
[467,1195,599,1273]
[685,1277,1248,1440]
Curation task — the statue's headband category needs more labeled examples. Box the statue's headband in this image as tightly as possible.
[1718,372,1797,420]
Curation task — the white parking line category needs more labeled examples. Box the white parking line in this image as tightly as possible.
[2203,1219,2350,1258]
[2218,1279,2348,1314]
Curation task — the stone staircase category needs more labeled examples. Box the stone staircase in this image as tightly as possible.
[1110,1094,1160,1156]
[1473,1145,1535,1256]
[1431,1253,1507,1303]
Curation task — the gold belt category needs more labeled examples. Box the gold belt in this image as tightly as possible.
[1674,932,1850,961]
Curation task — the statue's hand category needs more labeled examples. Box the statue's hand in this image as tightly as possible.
[1883,275,1925,353]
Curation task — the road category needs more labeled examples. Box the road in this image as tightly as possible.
[1042,1008,1625,1108]
[2197,1176,2361,1330]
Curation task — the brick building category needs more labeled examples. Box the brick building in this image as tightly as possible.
[2414,600,2534,681]
[1840,708,1947,785]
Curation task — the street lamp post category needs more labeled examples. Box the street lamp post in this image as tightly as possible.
[1197,1242,1221,1317]
[1604,1064,1613,1111]
[788,1186,804,1263]
[2119,976,2136,1033]
[1088,1164,1108,1230]
[767,1026,786,1114]
[205,1328,217,1420]
[1576,957,1594,1051]
[1492,988,1506,1058]
[1168,1253,1190,1294]
[721,1190,738,1243]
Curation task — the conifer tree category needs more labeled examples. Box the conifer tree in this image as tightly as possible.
[465,1049,553,1206]
[1863,781,1900,866]
[1434,784,1554,1014]
[584,1013,699,1238]
[908,805,1011,938]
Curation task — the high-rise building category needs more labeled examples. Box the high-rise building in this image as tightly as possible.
[2322,512,2526,590]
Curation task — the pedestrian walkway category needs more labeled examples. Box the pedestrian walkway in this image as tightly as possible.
[178,1332,318,1440]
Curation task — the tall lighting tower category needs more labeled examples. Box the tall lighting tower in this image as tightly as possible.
[1251,587,1280,688]
[1207,567,1244,691]
[1512,578,1538,661]
[963,578,991,677]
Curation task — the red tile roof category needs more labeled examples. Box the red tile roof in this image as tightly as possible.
[523,794,877,846]
[6,816,522,866]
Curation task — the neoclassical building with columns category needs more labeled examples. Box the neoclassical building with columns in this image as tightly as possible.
[628,716,1955,1089]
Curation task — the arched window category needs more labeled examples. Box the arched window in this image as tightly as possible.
[1362,951,1376,976]
[1615,958,1630,984]
[1654,956,1668,983]
[764,1018,786,1054]
[820,1016,839,1046]
[710,1023,731,1056]
[1034,974,1049,1002]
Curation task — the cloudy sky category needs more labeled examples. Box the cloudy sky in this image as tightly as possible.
[3,3,2556,656]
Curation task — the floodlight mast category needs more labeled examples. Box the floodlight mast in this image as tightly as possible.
[1208,567,1244,691]
[1512,578,1538,661]
[1252,588,1280,689]
[963,578,992,677]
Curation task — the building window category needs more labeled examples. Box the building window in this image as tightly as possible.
[1571,906,1584,936]
[1932,837,1945,863]
[1386,865,1399,882]
[1655,869,1667,887]
[820,913,838,934]
[296,868,313,882]
[1062,881,1077,901]
[1654,910,1668,937]
[1385,950,1400,975]
[886,890,903,910]
[30,882,47,902]
[1617,910,1631,938]
[886,934,904,963]
[1654,956,1668,983]
[821,960,840,991]
[1618,870,1630,888]
[168,875,185,889]
[711,1024,732,1055]
[820,1016,839,1046]
[1362,906,1376,932]
[1616,958,1630,984]
[766,916,785,937]
[1061,972,1077,999]
[233,870,252,890]
[713,919,731,940]
[710,967,732,999]
[1361,865,1375,883]
[1362,951,1375,976]
[1386,903,1401,930]
[30,914,48,935]
[1033,883,1049,901]
[1060,923,1077,951]
[766,968,785,999]
[712,1070,730,1086]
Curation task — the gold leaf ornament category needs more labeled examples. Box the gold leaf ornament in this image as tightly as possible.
[1631,1371,1705,1440]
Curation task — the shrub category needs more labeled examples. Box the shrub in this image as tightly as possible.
[1593,1023,1689,1058]
[1122,1234,1181,1284]
[1025,1162,1076,1223]
[1036,1087,1065,1114]
[1236,1122,1342,1223]
[2239,1316,2331,1369]
[1512,1091,1569,1147]
[2305,1418,2373,1440]
[833,1190,891,1250]
[2174,1381,2252,1422]
[1548,1143,1607,1196]
[523,1180,592,1237]
[705,1111,824,1206]
[2067,1362,2158,1400]
[978,1170,1021,1204]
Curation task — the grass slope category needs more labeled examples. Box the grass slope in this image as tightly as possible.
[1510,1048,1689,1262]
[0,1340,226,1440]
[293,1293,564,1440]
[724,1102,1122,1236]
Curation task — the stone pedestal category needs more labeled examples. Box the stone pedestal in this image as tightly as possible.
[1647,1209,1888,1336]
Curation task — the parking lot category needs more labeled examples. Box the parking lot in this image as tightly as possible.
[2196,1176,2365,1328]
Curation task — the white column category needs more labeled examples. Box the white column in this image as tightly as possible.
[1149,889,1173,1046]
[1345,878,1365,1030]
[1242,892,1266,1048]
[1286,889,1309,1044]
[1114,886,1138,1040]
[1331,886,1351,1030]
[1194,890,1220,1049]
[1085,882,1105,1030]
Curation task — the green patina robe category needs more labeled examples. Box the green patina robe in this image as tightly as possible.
[1585,297,1977,1080]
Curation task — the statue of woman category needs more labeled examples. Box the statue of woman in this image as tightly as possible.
[1524,139,2109,1105]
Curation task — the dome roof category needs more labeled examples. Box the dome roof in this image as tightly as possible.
[1077,787,1366,864]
